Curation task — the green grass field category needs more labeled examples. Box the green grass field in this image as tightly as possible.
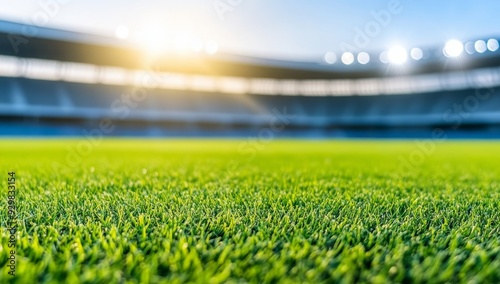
[1,140,500,283]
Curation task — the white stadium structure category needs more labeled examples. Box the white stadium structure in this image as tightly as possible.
[1,20,500,137]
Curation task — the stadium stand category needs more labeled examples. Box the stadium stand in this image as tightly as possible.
[1,20,500,137]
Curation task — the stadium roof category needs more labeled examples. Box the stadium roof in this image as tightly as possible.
[1,19,500,79]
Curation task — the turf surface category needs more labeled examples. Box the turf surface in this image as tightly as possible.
[1,140,500,283]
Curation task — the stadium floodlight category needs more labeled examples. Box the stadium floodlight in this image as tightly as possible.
[465,42,475,54]
[324,52,337,64]
[357,52,370,64]
[379,51,389,64]
[487,39,499,52]
[387,46,407,64]
[341,52,354,65]
[410,47,423,60]
[474,40,486,53]
[205,40,219,54]
[443,39,463,57]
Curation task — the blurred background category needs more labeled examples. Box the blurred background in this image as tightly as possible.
[1,0,500,138]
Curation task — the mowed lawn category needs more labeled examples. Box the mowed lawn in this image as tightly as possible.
[1,140,500,283]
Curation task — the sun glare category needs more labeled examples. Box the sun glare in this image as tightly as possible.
[115,25,129,40]
[134,23,170,57]
[133,23,218,57]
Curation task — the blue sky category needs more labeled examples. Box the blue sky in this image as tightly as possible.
[1,0,499,60]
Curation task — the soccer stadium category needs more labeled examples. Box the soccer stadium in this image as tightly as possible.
[1,1,500,283]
